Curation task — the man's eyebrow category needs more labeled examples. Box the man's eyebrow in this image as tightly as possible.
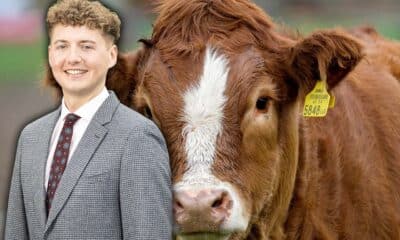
[53,40,68,44]
[80,40,96,44]
[52,40,97,44]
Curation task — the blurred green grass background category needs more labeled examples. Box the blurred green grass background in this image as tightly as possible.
[0,41,45,83]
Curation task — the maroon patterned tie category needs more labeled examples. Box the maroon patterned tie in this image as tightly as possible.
[46,113,80,214]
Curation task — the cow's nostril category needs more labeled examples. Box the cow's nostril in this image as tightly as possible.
[174,200,183,209]
[211,191,231,210]
[212,197,223,208]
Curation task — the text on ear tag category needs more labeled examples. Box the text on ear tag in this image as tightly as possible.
[303,81,331,117]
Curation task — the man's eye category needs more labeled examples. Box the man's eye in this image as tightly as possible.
[82,45,94,50]
[56,45,67,50]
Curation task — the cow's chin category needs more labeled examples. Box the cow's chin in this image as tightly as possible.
[177,232,231,240]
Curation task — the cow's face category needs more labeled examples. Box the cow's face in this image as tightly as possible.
[134,45,287,238]
[128,29,362,239]
[103,0,362,237]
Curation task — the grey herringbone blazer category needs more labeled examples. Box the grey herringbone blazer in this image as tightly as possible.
[5,92,172,239]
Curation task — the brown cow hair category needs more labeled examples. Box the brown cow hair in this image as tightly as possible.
[106,49,145,106]
[349,26,400,82]
[286,29,364,96]
[151,0,286,58]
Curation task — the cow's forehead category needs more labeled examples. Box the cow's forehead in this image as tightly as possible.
[144,45,271,92]
[178,47,230,186]
[141,45,282,123]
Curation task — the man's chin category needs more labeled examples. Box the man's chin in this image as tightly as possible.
[176,232,231,240]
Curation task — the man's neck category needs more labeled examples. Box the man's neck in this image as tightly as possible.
[63,87,105,112]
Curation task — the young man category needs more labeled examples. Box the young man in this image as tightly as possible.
[4,0,172,239]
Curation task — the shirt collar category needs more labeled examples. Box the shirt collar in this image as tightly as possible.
[60,87,110,122]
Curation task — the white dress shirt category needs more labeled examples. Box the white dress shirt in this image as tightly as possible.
[45,88,109,190]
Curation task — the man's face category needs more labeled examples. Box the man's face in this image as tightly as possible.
[48,25,117,100]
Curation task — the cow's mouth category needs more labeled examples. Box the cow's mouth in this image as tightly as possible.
[176,232,231,240]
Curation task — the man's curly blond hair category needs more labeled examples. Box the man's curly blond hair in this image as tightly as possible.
[44,0,121,100]
[46,0,121,43]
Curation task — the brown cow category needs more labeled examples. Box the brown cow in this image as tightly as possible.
[349,26,400,81]
[44,0,400,239]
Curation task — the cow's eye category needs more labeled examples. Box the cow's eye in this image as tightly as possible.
[256,97,269,111]
[143,106,153,119]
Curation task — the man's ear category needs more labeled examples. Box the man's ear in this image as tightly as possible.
[108,44,118,69]
[106,48,145,107]
[286,30,363,97]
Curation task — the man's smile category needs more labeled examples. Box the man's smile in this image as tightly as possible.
[64,69,88,75]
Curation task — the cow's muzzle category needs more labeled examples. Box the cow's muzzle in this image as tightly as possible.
[174,188,233,233]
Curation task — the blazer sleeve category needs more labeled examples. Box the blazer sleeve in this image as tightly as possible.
[4,133,29,240]
[120,123,173,239]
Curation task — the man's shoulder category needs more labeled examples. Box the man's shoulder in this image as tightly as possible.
[113,105,169,160]
[111,104,161,136]
[114,104,152,128]
[20,109,59,137]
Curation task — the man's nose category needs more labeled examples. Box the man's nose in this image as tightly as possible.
[66,48,82,63]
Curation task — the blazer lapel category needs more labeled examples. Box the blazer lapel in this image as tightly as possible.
[33,108,61,230]
[45,92,120,231]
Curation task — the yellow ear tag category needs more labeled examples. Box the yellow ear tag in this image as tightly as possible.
[303,80,331,117]
[329,93,335,108]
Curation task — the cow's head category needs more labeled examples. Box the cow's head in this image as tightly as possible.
[107,1,363,239]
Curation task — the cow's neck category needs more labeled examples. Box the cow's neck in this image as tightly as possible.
[284,92,352,238]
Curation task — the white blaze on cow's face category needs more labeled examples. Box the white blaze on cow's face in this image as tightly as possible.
[180,48,227,187]
[174,47,250,233]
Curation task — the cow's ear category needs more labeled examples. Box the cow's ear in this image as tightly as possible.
[106,48,145,107]
[286,30,363,97]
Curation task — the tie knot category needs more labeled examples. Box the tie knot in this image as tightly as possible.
[64,113,80,126]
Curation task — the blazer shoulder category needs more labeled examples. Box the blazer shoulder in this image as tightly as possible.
[19,109,59,137]
[113,104,159,133]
